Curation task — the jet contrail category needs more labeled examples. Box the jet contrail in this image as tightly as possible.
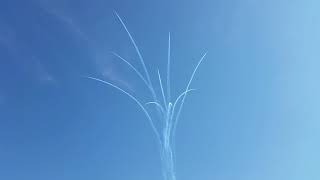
[85,12,207,180]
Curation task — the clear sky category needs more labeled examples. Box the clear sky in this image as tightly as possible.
[0,0,319,180]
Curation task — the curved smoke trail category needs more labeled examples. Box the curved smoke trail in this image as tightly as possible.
[85,12,207,180]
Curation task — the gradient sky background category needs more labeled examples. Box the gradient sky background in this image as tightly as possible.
[1,0,320,180]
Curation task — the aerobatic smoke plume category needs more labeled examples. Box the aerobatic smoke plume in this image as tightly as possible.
[86,12,207,180]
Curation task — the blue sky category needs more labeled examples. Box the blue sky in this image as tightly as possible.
[0,0,320,180]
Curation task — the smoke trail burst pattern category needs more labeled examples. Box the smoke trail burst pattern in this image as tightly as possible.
[85,12,207,180]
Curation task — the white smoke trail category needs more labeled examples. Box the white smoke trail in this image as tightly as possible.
[85,12,207,180]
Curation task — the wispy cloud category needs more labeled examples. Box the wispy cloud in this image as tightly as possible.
[36,1,90,43]
[34,1,134,92]
[32,57,58,86]
[93,51,135,93]
[0,22,57,86]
